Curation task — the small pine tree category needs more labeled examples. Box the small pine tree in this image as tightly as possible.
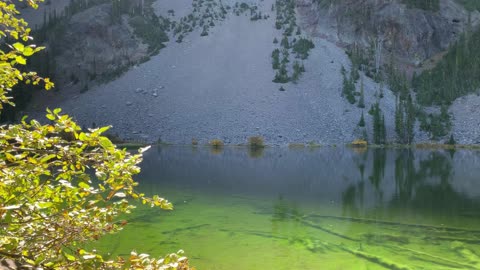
[291,61,303,83]
[371,102,386,144]
[394,96,404,142]
[281,49,289,64]
[379,81,384,98]
[281,36,290,49]
[447,134,456,145]
[405,94,416,144]
[359,111,365,127]
[358,76,365,108]
[273,64,289,83]
[273,37,278,44]
[271,49,280,69]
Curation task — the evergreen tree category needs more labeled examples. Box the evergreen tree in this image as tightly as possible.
[273,63,289,83]
[358,76,365,108]
[370,102,386,144]
[358,111,365,127]
[281,36,289,49]
[405,94,416,143]
[341,71,356,104]
[271,49,280,69]
[291,61,303,83]
[394,96,404,142]
[394,94,415,144]
[447,134,456,145]
[281,49,289,64]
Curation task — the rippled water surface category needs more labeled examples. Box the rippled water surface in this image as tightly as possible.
[94,146,480,269]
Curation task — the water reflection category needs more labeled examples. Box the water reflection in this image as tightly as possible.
[104,146,480,269]
[248,147,264,158]
[139,146,480,217]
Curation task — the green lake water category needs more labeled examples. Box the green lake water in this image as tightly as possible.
[93,146,480,269]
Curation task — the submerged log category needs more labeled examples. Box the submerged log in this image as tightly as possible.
[339,246,413,270]
[307,214,480,234]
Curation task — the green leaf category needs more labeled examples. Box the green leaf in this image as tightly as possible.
[79,132,87,141]
[46,114,55,121]
[98,126,111,134]
[13,42,24,52]
[37,202,53,209]
[78,182,90,189]
[40,154,56,163]
[99,137,114,150]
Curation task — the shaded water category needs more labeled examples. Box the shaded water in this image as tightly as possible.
[94,146,480,269]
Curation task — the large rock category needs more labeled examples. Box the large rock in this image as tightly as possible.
[298,0,480,65]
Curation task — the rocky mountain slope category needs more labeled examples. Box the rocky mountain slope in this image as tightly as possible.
[300,0,480,66]
[21,0,480,145]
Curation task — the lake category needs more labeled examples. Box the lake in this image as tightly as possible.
[94,146,480,269]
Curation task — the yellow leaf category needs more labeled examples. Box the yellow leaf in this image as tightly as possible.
[15,55,26,65]
[10,31,18,40]
[23,46,34,56]
[12,42,24,52]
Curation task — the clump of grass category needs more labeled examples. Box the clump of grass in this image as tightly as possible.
[209,139,224,148]
[351,139,368,147]
[248,136,265,149]
[307,141,321,148]
[288,143,305,148]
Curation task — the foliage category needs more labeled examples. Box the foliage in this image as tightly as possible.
[358,76,365,108]
[248,136,265,149]
[345,44,366,82]
[292,38,315,60]
[341,66,356,104]
[358,111,366,127]
[291,61,305,83]
[0,1,53,111]
[369,102,386,144]
[129,13,169,54]
[272,49,280,70]
[209,139,224,148]
[351,139,368,147]
[0,1,191,269]
[418,106,452,139]
[281,36,290,49]
[447,134,456,145]
[414,27,480,106]
[456,0,480,11]
[394,95,415,144]
[191,138,198,145]
[273,64,290,83]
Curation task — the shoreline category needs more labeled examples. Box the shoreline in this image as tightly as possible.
[115,140,480,151]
